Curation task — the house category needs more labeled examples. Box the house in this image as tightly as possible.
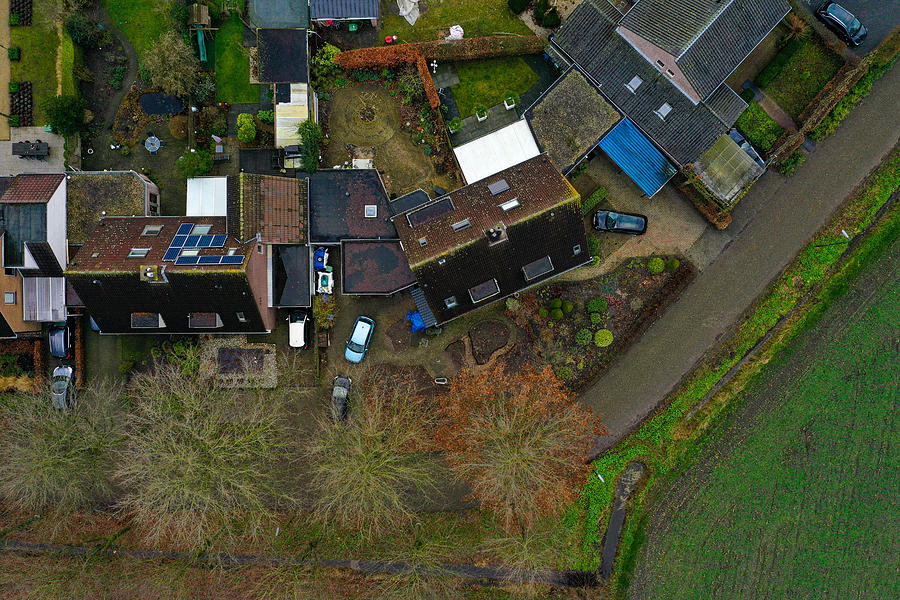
[309,0,379,27]
[66,217,273,334]
[0,174,68,338]
[247,0,310,29]
[546,0,789,197]
[392,154,590,326]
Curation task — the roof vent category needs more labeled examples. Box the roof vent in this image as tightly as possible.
[486,224,508,245]
[488,180,510,196]
[140,264,167,284]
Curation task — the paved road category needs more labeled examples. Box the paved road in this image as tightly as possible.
[582,64,900,454]
[798,0,900,56]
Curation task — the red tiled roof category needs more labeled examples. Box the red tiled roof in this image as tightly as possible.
[0,174,65,204]
[238,174,306,244]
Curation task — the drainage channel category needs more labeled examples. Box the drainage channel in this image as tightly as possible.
[599,461,645,580]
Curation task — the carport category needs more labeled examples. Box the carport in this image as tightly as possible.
[598,118,677,198]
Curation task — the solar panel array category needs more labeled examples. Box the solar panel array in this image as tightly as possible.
[162,223,244,266]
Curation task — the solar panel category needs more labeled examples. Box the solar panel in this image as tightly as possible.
[407,197,455,228]
[198,255,222,265]
[211,235,227,247]
[185,235,201,247]
[175,256,200,265]
[170,235,187,248]
[488,179,510,195]
[176,223,194,235]
[220,255,245,265]
[162,248,181,261]
[198,235,215,247]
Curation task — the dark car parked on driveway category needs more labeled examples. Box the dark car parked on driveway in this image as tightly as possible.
[593,210,648,235]
[48,322,71,359]
[817,2,867,46]
[331,375,351,421]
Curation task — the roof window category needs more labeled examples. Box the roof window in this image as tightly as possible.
[127,248,150,258]
[625,75,642,93]
[131,312,166,328]
[469,279,500,303]
[192,224,212,235]
[655,103,672,120]
[364,205,377,218]
[141,224,163,236]
[488,180,510,195]
[180,248,200,257]
[499,198,520,211]
[655,59,665,69]
[665,69,675,78]
[522,256,554,281]
[451,218,471,233]
[444,296,458,309]
[188,312,223,329]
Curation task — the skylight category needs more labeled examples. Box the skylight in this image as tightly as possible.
[499,198,520,211]
[625,76,643,93]
[655,103,672,119]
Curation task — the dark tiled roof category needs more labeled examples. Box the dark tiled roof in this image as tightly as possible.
[308,170,395,243]
[237,173,306,243]
[0,174,64,204]
[67,217,250,273]
[0,203,46,267]
[677,0,790,99]
[619,0,728,57]
[393,155,580,266]
[704,84,749,127]
[341,240,415,295]
[553,1,731,164]
[21,242,63,276]
[525,68,621,173]
[310,0,380,20]
[273,244,310,307]
[412,198,590,325]
[257,29,308,83]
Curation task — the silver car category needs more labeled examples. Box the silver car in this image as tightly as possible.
[50,365,75,410]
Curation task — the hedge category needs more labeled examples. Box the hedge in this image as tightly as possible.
[582,186,608,216]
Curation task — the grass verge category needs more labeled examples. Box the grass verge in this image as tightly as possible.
[381,0,532,43]
[10,0,65,124]
[102,0,175,61]
[215,13,259,103]
[570,144,900,582]
[452,56,538,117]
[734,90,784,153]
[760,37,842,119]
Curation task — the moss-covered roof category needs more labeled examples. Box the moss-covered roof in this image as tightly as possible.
[66,172,147,244]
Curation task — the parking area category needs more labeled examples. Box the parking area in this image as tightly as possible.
[797,0,900,55]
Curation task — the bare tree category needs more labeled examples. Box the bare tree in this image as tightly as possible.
[375,525,461,600]
[0,379,123,513]
[142,31,200,97]
[115,361,291,549]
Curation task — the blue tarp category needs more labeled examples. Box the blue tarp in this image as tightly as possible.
[406,311,426,333]
[598,118,676,197]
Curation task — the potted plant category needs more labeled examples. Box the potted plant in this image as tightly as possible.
[475,104,489,122]
[504,92,519,110]
[447,116,462,133]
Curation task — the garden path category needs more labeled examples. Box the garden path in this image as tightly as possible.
[90,4,139,128]
[742,79,797,131]
[0,0,10,140]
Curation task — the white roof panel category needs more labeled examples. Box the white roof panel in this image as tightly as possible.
[186,177,228,216]
[452,120,541,184]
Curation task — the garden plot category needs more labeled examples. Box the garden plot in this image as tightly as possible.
[756,37,843,119]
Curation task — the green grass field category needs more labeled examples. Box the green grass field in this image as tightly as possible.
[627,238,900,599]
[381,0,531,43]
[102,0,175,61]
[214,13,259,103]
[735,91,783,153]
[452,57,539,117]
[761,38,843,119]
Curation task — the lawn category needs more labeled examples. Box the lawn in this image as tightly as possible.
[215,13,259,103]
[9,0,75,124]
[734,90,783,153]
[381,0,532,43]
[627,235,900,599]
[758,38,843,119]
[452,57,538,117]
[102,0,175,61]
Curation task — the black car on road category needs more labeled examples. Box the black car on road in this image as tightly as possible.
[817,2,867,46]
[593,210,648,235]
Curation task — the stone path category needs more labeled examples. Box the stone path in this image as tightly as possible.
[743,79,797,131]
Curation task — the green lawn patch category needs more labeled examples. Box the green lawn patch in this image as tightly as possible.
[10,0,66,124]
[382,0,531,43]
[215,13,260,103]
[451,57,538,117]
[102,0,175,61]
[760,38,843,119]
[734,90,784,153]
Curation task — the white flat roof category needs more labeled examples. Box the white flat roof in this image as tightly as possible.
[186,176,228,216]
[275,83,310,148]
[452,120,541,184]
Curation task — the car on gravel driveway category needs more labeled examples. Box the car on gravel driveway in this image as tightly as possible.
[344,316,375,363]
[331,375,352,421]
[50,365,75,410]
[593,210,648,235]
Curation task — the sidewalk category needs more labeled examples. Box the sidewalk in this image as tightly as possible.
[581,64,900,453]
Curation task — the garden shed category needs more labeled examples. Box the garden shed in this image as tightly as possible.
[275,84,310,148]
[597,118,677,197]
[452,121,541,184]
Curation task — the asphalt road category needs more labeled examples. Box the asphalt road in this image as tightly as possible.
[798,0,900,55]
[581,63,900,454]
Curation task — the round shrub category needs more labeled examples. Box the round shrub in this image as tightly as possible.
[237,113,255,128]
[575,328,592,346]
[238,123,256,143]
[542,7,561,28]
[176,150,213,178]
[550,308,564,320]
[562,300,574,314]
[168,115,188,140]
[507,0,529,14]
[648,257,665,274]
[505,297,520,312]
[594,329,614,348]
[587,297,608,314]
[554,366,573,381]
[590,312,603,324]
[666,258,681,271]
[549,298,562,309]
[538,308,549,318]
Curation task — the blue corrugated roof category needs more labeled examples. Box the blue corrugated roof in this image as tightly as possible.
[598,118,677,197]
